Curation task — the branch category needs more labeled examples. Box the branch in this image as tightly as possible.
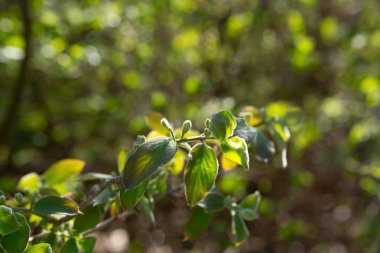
[176,135,215,143]
[82,210,132,236]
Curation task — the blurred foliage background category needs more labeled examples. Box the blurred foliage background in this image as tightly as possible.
[1,0,380,252]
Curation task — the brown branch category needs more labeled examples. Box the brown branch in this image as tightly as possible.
[0,0,33,145]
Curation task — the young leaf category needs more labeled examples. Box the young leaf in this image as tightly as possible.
[117,149,128,173]
[119,178,149,210]
[73,206,101,233]
[240,191,261,211]
[233,117,256,144]
[43,159,85,186]
[145,111,168,134]
[221,136,249,169]
[184,206,212,240]
[238,106,264,126]
[58,238,80,253]
[231,210,249,246]
[17,172,42,193]
[198,191,225,212]
[32,196,79,216]
[209,111,237,140]
[0,213,30,253]
[24,243,52,253]
[123,137,177,189]
[185,143,218,206]
[78,237,96,253]
[0,205,21,235]
[254,131,275,162]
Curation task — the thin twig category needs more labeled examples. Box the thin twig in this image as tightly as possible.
[176,135,215,143]
[82,210,132,236]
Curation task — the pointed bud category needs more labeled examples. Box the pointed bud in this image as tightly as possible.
[205,118,211,128]
[204,128,211,137]
[160,118,173,132]
[181,120,192,137]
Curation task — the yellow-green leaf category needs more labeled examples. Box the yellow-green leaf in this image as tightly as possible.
[123,137,177,189]
[209,111,237,141]
[43,159,85,186]
[185,143,218,206]
[145,112,168,134]
[24,243,52,253]
[17,172,42,193]
[221,136,249,169]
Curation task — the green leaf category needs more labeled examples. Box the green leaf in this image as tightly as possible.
[32,196,79,216]
[120,178,149,210]
[80,173,114,181]
[17,172,42,193]
[233,117,256,144]
[117,149,128,173]
[140,195,155,225]
[145,111,168,134]
[197,190,225,212]
[239,208,259,221]
[221,136,250,169]
[123,137,177,189]
[270,122,290,168]
[43,159,85,186]
[78,237,96,253]
[0,205,21,235]
[184,206,212,240]
[58,238,80,253]
[240,191,261,211]
[254,131,275,162]
[23,243,52,253]
[31,232,57,249]
[185,143,218,206]
[231,210,249,246]
[91,186,116,206]
[209,111,237,140]
[73,206,101,233]
[0,213,30,253]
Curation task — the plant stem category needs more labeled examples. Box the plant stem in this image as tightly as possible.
[82,210,132,236]
[176,135,215,143]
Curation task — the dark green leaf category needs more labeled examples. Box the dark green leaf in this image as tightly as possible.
[78,237,96,253]
[239,208,259,221]
[32,196,79,216]
[221,136,249,169]
[197,191,225,212]
[59,238,80,253]
[233,117,256,144]
[91,186,116,206]
[73,206,101,233]
[80,173,114,181]
[123,137,177,189]
[31,232,57,249]
[0,205,21,235]
[184,206,212,240]
[23,243,52,253]
[209,111,237,141]
[185,143,218,206]
[120,179,149,210]
[231,210,249,246]
[254,131,275,162]
[0,213,30,253]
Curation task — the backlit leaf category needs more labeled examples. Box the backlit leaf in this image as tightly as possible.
[184,206,212,240]
[24,243,52,253]
[32,196,79,216]
[17,172,41,193]
[123,137,177,189]
[145,112,168,134]
[0,213,30,253]
[58,238,79,253]
[0,205,21,235]
[221,136,249,169]
[209,111,236,141]
[43,159,85,186]
[239,106,264,126]
[185,143,218,206]
[120,178,149,210]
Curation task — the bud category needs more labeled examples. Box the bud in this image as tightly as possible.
[204,128,211,137]
[0,195,6,205]
[136,135,146,144]
[160,118,173,132]
[15,193,23,204]
[181,120,192,137]
[205,118,211,128]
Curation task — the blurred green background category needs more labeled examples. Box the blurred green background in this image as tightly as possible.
[1,0,380,252]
